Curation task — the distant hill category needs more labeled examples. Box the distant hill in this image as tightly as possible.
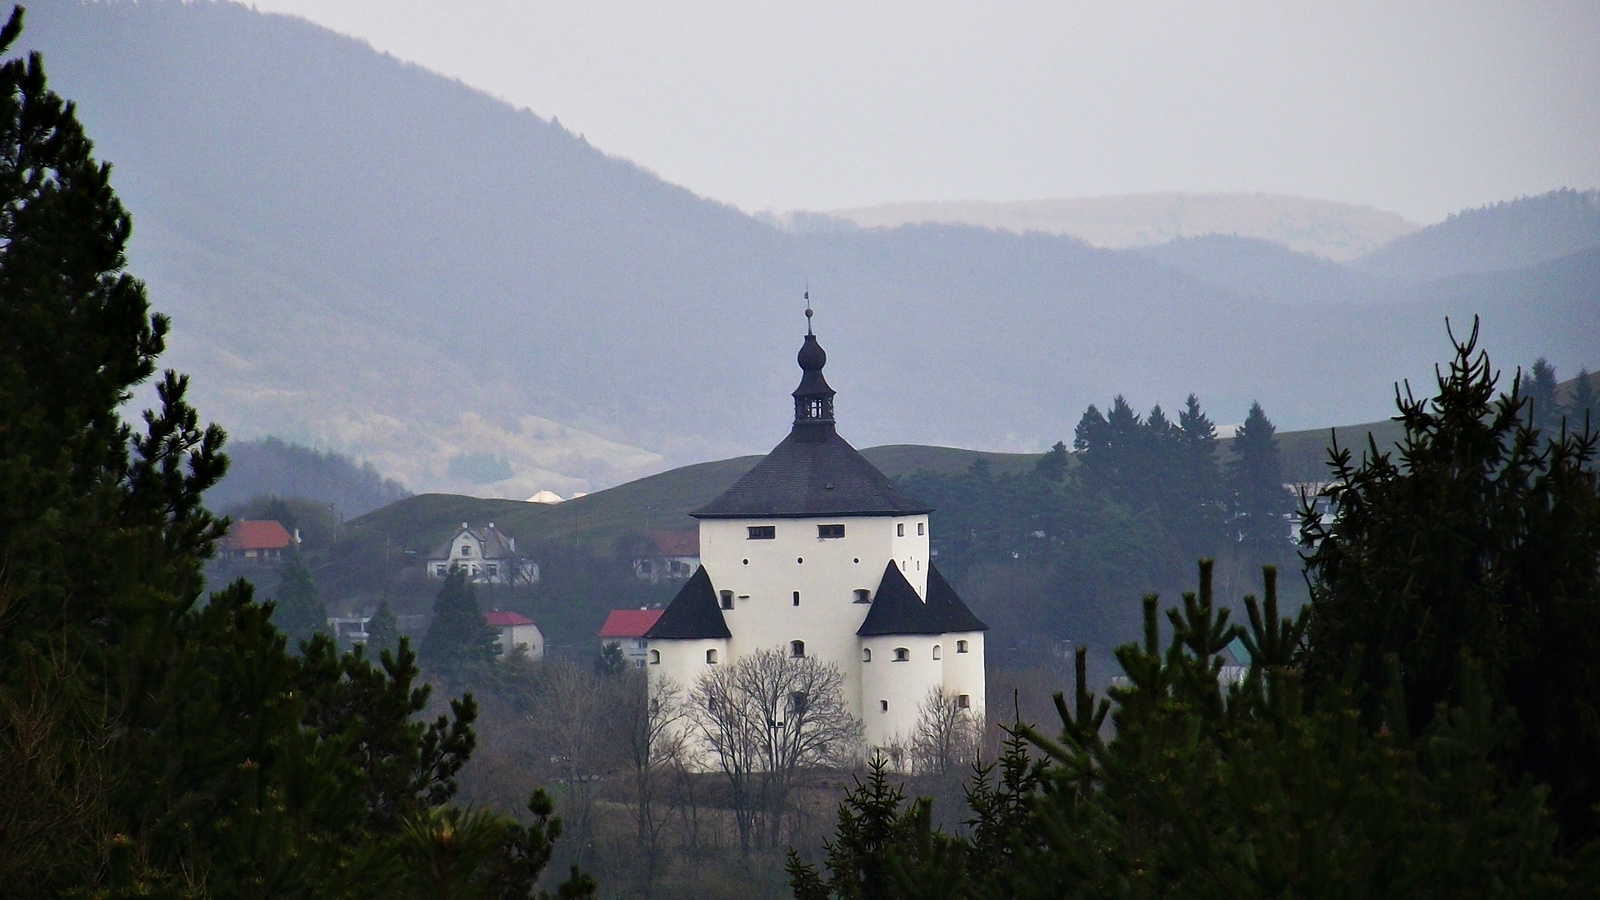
[208,437,411,518]
[788,193,1419,261]
[1356,189,1600,281]
[22,2,1599,500]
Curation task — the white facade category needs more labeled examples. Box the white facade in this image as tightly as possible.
[645,326,986,764]
[496,622,545,662]
[426,523,539,586]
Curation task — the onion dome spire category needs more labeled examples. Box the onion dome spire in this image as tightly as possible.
[792,297,835,438]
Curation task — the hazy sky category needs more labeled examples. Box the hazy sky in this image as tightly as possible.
[251,1,1598,223]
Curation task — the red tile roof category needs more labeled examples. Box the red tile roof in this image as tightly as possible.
[484,611,533,627]
[650,529,700,557]
[600,609,664,639]
[224,520,295,551]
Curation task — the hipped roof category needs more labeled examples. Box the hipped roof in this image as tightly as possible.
[644,567,731,640]
[692,429,932,519]
[856,561,988,636]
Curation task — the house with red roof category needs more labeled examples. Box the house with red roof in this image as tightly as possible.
[631,529,700,583]
[599,608,664,667]
[220,520,298,562]
[485,610,544,662]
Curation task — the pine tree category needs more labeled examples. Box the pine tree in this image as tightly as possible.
[1526,357,1561,437]
[1301,324,1600,845]
[366,596,400,658]
[1033,440,1069,482]
[1566,368,1596,435]
[1174,393,1226,557]
[270,556,329,648]
[1228,401,1290,563]
[421,569,497,678]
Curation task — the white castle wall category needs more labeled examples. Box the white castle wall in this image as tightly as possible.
[859,632,943,748]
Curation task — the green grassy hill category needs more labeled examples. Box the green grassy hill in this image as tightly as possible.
[340,445,1040,560]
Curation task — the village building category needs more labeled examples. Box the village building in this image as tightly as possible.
[485,610,545,661]
[645,319,987,754]
[599,608,666,667]
[631,529,701,583]
[426,523,539,586]
[220,519,299,563]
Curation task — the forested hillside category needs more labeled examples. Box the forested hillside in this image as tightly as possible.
[19,1,1598,501]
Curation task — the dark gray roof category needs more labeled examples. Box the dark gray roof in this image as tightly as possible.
[856,562,946,636]
[926,563,988,633]
[644,567,731,640]
[692,429,933,519]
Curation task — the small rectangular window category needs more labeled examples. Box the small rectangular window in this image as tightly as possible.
[880,700,889,712]
[818,524,845,539]
[957,694,971,709]
[917,522,925,535]
[747,526,775,540]
[897,523,905,537]
[792,591,800,607]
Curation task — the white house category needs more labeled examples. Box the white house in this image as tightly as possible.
[426,523,539,586]
[645,322,987,757]
[600,608,665,667]
[485,610,545,662]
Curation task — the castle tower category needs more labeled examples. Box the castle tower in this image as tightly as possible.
[646,315,987,756]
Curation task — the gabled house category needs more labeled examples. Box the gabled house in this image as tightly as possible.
[599,608,664,667]
[631,529,700,583]
[220,520,298,562]
[426,523,539,586]
[485,610,545,662]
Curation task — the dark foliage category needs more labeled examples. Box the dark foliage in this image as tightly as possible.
[0,13,590,895]
[1300,323,1600,845]
[271,555,331,647]
[421,568,499,679]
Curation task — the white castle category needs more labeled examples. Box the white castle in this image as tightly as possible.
[644,316,987,752]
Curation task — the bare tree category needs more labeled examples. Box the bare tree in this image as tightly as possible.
[530,660,616,867]
[690,647,860,851]
[910,685,981,776]
[619,669,684,887]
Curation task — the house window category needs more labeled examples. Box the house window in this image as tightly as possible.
[894,647,910,662]
[706,649,718,664]
[817,524,844,539]
[793,591,800,607]
[649,650,660,664]
[435,565,448,577]
[918,523,925,535]
[957,694,971,709]
[880,700,889,712]
[862,648,872,662]
[933,645,942,660]
[853,589,870,604]
[486,564,498,577]
[897,523,905,537]
[720,591,734,610]
[790,692,808,716]
[790,640,805,658]
[460,545,472,557]
[956,640,969,653]
[748,525,775,540]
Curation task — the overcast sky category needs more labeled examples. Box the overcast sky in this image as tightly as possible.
[250,1,1598,223]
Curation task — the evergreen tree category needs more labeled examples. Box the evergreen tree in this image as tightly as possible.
[1525,356,1561,437]
[1567,368,1596,435]
[1174,393,1226,556]
[1033,440,1069,482]
[1301,325,1600,844]
[366,596,400,658]
[0,13,590,894]
[1228,400,1290,563]
[421,569,497,678]
[270,555,329,647]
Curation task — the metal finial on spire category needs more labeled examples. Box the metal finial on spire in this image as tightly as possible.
[804,290,813,335]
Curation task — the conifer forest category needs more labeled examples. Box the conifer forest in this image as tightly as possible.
[2,5,1599,898]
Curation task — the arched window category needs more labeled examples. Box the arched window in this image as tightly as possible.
[880,700,889,712]
[705,649,718,664]
[862,647,872,662]
[893,647,910,662]
[932,644,942,660]
[790,640,805,658]
[956,640,969,653]
[649,650,660,664]
[720,590,734,610]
